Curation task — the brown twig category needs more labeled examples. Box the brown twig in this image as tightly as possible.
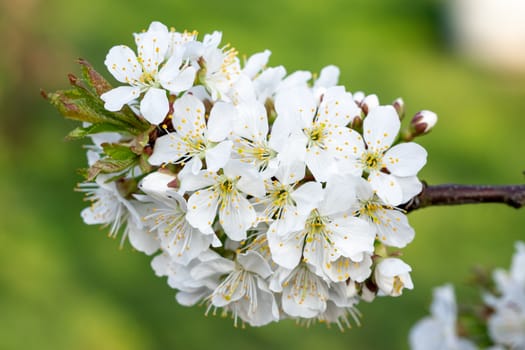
[401,183,525,213]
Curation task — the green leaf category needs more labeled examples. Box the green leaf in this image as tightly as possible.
[101,143,137,161]
[138,153,153,173]
[65,123,124,140]
[129,129,153,155]
[78,58,113,96]
[44,87,148,134]
[43,60,152,136]
[86,158,138,181]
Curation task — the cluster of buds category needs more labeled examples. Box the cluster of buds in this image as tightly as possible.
[45,21,437,328]
[410,241,525,349]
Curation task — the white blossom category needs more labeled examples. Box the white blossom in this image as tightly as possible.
[139,171,217,264]
[349,105,427,205]
[268,175,375,278]
[485,241,525,349]
[209,251,279,327]
[148,93,234,173]
[274,86,362,182]
[101,22,196,124]
[352,177,415,248]
[374,258,414,296]
[183,161,264,241]
[270,264,330,318]
[409,284,478,350]
[79,174,139,239]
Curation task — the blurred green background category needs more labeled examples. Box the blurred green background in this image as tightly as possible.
[1,0,524,349]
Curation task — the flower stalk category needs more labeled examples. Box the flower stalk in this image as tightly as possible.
[402,183,525,212]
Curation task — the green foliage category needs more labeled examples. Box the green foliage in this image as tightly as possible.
[66,123,124,140]
[43,60,156,182]
[43,61,150,136]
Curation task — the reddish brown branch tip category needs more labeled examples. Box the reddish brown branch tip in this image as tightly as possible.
[401,183,525,213]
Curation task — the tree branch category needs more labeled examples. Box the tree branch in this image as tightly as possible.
[401,183,525,213]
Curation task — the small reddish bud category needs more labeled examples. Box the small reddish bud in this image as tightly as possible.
[392,97,405,119]
[411,110,438,136]
[361,94,379,116]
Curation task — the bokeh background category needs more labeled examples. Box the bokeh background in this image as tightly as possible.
[1,0,524,349]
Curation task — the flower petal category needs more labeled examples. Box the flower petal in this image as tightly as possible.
[243,49,271,79]
[179,170,217,192]
[369,172,404,206]
[160,57,196,94]
[127,221,160,255]
[139,171,177,197]
[147,133,187,165]
[275,86,316,130]
[317,86,360,126]
[172,94,206,137]
[291,181,324,216]
[205,140,233,172]
[305,146,337,182]
[267,229,304,269]
[384,142,427,177]
[186,188,219,233]
[320,174,358,216]
[219,193,256,241]
[140,87,169,124]
[104,45,142,83]
[101,86,141,111]
[237,251,273,278]
[314,65,340,90]
[363,105,400,152]
[134,25,169,74]
[375,209,415,248]
[233,102,268,142]
[397,176,423,204]
[207,102,236,142]
[237,173,266,198]
[330,217,375,258]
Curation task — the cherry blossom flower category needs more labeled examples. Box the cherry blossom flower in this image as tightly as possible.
[409,284,477,350]
[351,177,415,248]
[485,242,525,349]
[274,86,362,181]
[139,171,218,264]
[268,175,375,276]
[148,93,234,173]
[208,251,279,327]
[101,22,196,124]
[374,257,414,297]
[183,161,265,241]
[351,105,427,205]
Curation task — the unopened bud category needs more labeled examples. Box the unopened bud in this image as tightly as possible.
[352,91,365,105]
[361,281,377,303]
[351,115,362,129]
[411,110,438,136]
[361,94,379,116]
[392,97,405,119]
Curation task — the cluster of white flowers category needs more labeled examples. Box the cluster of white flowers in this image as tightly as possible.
[79,21,434,328]
[485,242,525,349]
[410,242,525,349]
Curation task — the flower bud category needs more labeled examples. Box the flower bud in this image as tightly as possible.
[352,91,365,105]
[374,258,413,297]
[360,282,377,302]
[361,94,379,116]
[351,115,363,129]
[411,110,438,136]
[392,97,405,119]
